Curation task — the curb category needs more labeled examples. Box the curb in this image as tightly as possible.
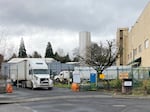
[112,94,150,99]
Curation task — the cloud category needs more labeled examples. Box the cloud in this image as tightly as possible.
[21,27,78,57]
[0,0,149,58]
[0,0,148,32]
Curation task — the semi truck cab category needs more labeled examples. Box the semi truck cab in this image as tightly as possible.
[8,58,53,90]
[28,60,53,89]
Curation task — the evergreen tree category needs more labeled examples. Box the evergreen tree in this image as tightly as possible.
[73,57,79,62]
[54,52,71,63]
[64,54,71,62]
[8,53,17,61]
[45,42,54,58]
[18,38,27,58]
[54,52,60,61]
[32,51,42,58]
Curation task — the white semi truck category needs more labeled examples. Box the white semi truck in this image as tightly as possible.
[8,58,53,89]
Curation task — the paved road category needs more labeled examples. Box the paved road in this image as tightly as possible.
[1,97,150,112]
[1,87,150,112]
[0,86,112,103]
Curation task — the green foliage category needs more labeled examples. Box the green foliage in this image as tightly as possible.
[45,42,54,58]
[109,79,122,90]
[64,54,71,62]
[32,51,42,58]
[73,57,79,62]
[54,52,71,63]
[142,80,150,94]
[18,38,27,58]
[132,79,150,95]
[132,80,143,88]
[54,83,70,88]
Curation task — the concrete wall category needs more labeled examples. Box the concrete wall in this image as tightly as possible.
[117,2,150,67]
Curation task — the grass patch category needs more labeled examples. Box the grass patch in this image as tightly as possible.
[54,83,71,88]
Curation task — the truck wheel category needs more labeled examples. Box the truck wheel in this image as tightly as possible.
[21,81,26,88]
[31,82,34,90]
[55,78,60,82]
[13,81,17,86]
[63,79,68,84]
[48,87,53,90]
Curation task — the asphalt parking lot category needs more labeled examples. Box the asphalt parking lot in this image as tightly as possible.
[1,87,150,112]
[1,88,150,112]
[0,86,112,104]
[2,86,150,104]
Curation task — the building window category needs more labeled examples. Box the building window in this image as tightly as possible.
[133,48,137,56]
[120,30,123,38]
[138,44,142,53]
[128,54,130,60]
[144,39,149,49]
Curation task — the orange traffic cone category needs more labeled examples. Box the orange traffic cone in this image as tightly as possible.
[6,83,13,93]
[71,83,79,92]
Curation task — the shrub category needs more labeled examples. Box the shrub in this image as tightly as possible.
[142,80,150,94]
[109,79,122,90]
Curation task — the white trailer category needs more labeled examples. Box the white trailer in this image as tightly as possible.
[8,58,53,89]
[73,66,97,83]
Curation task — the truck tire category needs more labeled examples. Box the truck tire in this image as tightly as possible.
[55,78,60,82]
[13,81,17,86]
[21,81,26,88]
[31,82,34,90]
[63,79,68,84]
[48,87,53,90]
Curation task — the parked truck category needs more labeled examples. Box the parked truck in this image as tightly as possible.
[8,58,53,89]
[54,71,72,83]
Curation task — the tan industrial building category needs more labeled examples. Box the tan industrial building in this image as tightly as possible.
[116,2,150,67]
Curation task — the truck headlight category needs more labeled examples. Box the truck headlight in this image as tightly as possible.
[34,75,38,80]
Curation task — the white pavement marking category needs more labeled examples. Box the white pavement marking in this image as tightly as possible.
[112,105,126,108]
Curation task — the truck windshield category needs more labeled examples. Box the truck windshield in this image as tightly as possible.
[33,69,49,74]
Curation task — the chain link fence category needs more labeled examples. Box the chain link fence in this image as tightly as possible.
[100,66,150,94]
[2,62,150,93]
[0,72,7,93]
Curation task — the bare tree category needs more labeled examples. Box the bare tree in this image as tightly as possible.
[0,29,17,60]
[0,31,8,57]
[81,39,122,74]
[72,48,80,62]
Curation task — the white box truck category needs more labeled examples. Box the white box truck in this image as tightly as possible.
[8,58,53,89]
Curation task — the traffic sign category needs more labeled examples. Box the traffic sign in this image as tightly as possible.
[99,74,105,79]
[119,72,128,79]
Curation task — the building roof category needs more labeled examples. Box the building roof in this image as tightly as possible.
[8,58,27,63]
[8,58,56,64]
[43,58,56,63]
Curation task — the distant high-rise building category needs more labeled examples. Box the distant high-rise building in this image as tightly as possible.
[79,32,91,65]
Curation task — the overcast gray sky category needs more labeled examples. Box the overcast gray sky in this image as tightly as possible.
[0,0,149,59]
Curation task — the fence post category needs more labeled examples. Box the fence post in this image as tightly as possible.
[117,67,119,79]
